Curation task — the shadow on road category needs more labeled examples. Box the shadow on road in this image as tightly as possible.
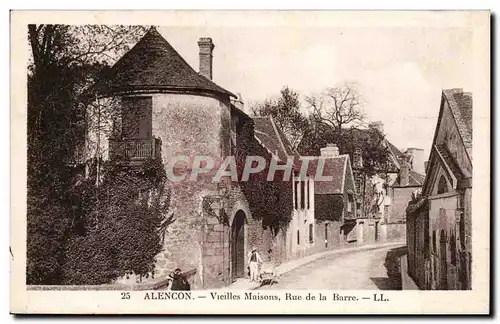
[370,246,407,290]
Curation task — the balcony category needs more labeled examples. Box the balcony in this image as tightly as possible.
[109,137,162,165]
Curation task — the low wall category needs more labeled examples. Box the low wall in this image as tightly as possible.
[27,268,197,291]
[400,255,419,290]
[382,222,406,242]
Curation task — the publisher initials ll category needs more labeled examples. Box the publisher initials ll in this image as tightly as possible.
[374,294,388,302]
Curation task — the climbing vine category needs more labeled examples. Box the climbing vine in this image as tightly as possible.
[62,158,174,285]
[236,121,294,233]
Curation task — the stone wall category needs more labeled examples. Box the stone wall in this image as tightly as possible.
[382,223,407,242]
[406,199,428,290]
[356,218,383,245]
[151,93,233,289]
[389,186,420,223]
[312,220,342,254]
[200,218,231,289]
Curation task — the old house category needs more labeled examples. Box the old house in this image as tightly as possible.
[251,116,317,260]
[297,121,423,245]
[382,147,426,241]
[356,122,426,243]
[407,88,472,290]
[85,27,295,288]
[306,144,359,251]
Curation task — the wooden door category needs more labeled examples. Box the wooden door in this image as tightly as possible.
[231,211,246,280]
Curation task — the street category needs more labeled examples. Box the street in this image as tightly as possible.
[259,245,406,290]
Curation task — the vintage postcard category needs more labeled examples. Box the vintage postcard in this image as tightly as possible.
[10,10,490,314]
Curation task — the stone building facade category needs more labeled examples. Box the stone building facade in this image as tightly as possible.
[406,88,473,290]
[309,145,359,252]
[357,122,426,243]
[85,27,293,288]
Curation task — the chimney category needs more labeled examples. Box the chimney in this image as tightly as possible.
[406,147,426,175]
[198,37,214,80]
[399,155,410,186]
[353,147,363,169]
[369,121,384,135]
[320,143,339,158]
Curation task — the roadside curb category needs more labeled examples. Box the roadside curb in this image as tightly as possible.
[400,255,420,290]
[246,241,405,290]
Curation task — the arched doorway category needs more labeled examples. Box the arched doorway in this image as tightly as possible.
[231,210,246,280]
[439,229,448,290]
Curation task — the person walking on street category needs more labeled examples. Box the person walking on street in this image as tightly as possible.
[247,246,262,282]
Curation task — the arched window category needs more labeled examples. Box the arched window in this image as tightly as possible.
[437,175,449,194]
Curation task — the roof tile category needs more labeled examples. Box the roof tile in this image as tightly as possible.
[443,89,473,159]
[95,27,234,98]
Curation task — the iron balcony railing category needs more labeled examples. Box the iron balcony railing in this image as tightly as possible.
[109,137,162,162]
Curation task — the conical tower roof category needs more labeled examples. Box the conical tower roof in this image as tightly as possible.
[94,27,235,98]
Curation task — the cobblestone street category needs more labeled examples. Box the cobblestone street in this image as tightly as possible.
[259,245,406,290]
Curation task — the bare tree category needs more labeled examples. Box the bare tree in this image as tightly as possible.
[305,81,365,138]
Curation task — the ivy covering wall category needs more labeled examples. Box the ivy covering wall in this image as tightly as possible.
[235,121,294,234]
[61,158,173,285]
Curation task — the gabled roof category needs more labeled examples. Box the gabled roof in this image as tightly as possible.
[385,140,404,170]
[393,170,426,187]
[435,144,465,182]
[92,27,235,98]
[253,117,297,161]
[311,155,350,195]
[422,144,466,196]
[422,88,473,194]
[441,89,473,160]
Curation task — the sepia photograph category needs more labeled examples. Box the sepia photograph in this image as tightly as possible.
[10,10,490,314]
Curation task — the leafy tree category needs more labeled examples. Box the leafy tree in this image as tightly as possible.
[27,24,147,284]
[251,86,309,150]
[298,123,390,177]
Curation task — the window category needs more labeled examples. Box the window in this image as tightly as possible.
[300,180,305,209]
[437,175,449,194]
[307,180,310,210]
[450,234,457,266]
[122,96,152,139]
[324,224,328,248]
[460,213,465,250]
[432,230,437,253]
[309,224,314,243]
[294,179,298,209]
[347,194,353,212]
[297,230,300,245]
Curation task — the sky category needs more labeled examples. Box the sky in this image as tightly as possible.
[157,23,475,158]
